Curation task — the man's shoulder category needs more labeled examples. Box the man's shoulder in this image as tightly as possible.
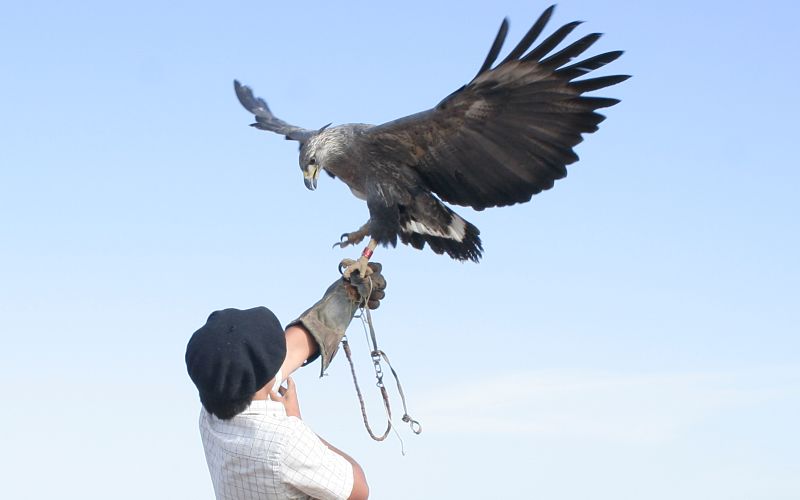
[200,405,309,458]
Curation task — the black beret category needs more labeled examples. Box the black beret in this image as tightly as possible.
[185,307,286,406]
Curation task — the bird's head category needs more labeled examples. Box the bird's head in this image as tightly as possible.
[298,124,335,191]
[299,142,321,191]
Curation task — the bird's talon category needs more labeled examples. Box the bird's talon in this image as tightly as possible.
[333,235,352,249]
[339,257,371,279]
[333,227,369,250]
[338,258,356,276]
[332,233,349,249]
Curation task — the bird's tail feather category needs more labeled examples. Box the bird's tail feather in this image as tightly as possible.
[399,209,483,262]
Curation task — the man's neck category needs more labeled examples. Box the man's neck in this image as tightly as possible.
[251,378,274,401]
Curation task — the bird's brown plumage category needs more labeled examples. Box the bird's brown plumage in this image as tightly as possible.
[235,5,628,263]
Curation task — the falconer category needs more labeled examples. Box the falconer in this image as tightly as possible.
[185,264,386,500]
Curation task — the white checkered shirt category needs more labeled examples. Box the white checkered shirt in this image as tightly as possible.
[199,400,354,500]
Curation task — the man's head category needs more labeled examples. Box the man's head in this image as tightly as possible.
[185,307,286,420]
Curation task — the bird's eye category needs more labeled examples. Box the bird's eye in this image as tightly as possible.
[309,157,316,165]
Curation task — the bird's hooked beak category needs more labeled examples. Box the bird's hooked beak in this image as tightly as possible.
[303,166,319,191]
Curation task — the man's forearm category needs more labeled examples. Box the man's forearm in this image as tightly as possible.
[279,325,319,376]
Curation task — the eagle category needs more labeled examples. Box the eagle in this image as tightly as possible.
[235,5,628,277]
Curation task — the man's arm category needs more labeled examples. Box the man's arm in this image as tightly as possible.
[285,263,387,376]
[317,436,369,500]
[272,378,369,500]
[279,325,319,377]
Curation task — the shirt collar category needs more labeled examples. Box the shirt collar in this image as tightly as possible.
[241,398,287,417]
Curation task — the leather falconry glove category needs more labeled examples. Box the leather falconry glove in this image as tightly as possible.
[288,262,386,376]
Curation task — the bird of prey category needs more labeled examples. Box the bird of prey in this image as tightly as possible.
[235,5,628,277]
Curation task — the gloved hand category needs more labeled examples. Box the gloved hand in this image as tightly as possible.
[347,262,386,310]
[287,263,386,375]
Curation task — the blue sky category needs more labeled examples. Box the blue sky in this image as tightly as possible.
[1,1,798,498]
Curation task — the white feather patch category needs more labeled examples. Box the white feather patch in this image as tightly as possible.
[403,216,467,242]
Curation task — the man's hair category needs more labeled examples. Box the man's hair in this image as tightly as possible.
[202,394,254,420]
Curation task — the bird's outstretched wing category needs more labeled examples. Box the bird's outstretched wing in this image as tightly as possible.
[366,6,629,210]
[234,80,316,142]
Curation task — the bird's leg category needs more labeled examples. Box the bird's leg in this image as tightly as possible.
[332,221,370,249]
[339,238,378,279]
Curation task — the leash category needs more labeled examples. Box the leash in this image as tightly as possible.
[342,279,422,443]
